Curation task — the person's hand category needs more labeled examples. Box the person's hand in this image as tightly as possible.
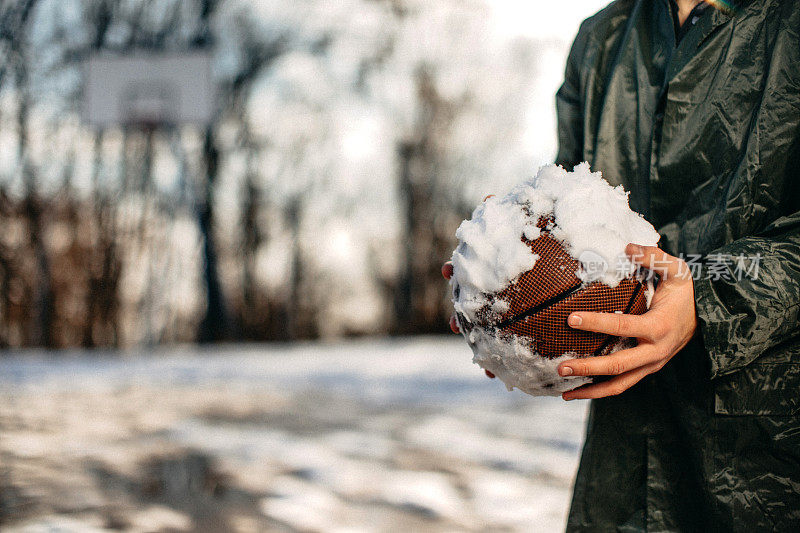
[558,244,697,401]
[442,260,496,379]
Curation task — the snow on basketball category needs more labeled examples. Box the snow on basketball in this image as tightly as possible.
[450,163,660,396]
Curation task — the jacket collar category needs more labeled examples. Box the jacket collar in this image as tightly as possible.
[695,1,742,49]
[704,1,739,17]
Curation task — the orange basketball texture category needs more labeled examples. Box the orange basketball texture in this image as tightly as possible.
[455,217,648,357]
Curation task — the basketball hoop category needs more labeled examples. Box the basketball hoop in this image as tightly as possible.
[82,52,215,131]
[120,81,178,130]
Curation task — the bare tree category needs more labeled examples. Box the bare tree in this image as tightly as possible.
[394,65,467,334]
[6,0,56,346]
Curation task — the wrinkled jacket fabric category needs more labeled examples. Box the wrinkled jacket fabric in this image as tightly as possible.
[555,0,800,531]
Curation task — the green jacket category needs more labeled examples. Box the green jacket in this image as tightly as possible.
[555,0,800,531]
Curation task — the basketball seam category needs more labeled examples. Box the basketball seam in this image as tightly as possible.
[590,280,645,356]
[491,280,584,329]
[492,278,645,357]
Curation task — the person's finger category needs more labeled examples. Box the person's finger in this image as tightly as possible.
[558,344,660,377]
[449,315,460,334]
[562,360,661,400]
[567,311,653,339]
[626,244,687,280]
[442,261,454,280]
[485,369,495,378]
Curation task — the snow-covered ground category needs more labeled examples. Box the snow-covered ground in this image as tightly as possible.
[0,336,588,532]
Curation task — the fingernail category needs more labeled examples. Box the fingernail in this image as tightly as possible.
[442,263,454,279]
[449,316,460,334]
[568,314,582,326]
[562,394,574,401]
[559,366,573,376]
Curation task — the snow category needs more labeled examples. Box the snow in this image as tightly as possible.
[450,163,660,396]
[4,516,110,533]
[129,506,192,532]
[260,476,352,532]
[452,195,540,300]
[0,337,588,532]
[454,163,659,298]
[530,163,660,285]
[466,327,592,396]
[379,471,474,524]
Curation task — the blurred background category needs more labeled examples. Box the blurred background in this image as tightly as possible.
[0,0,607,531]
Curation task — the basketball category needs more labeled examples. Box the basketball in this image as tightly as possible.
[450,163,660,396]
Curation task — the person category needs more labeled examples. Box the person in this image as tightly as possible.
[443,0,800,530]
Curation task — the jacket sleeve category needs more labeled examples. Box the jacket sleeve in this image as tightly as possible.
[691,4,800,380]
[694,213,800,379]
[555,19,593,169]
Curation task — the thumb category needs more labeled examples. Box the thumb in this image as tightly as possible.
[626,244,687,280]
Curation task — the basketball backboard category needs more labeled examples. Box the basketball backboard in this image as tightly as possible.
[82,51,215,129]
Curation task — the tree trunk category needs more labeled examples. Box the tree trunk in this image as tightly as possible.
[197,127,231,342]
